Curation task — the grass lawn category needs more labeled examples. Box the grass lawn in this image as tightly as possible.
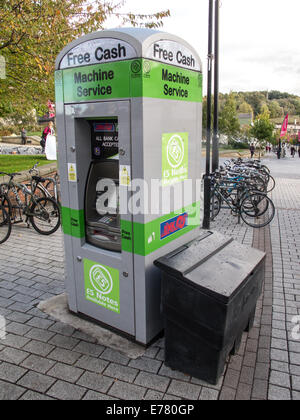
[0,155,56,173]
[219,148,249,153]
[26,131,43,137]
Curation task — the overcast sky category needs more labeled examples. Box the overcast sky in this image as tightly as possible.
[106,0,300,96]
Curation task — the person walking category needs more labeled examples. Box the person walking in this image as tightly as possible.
[277,145,281,159]
[21,128,27,145]
[291,145,296,158]
[298,147,300,158]
[282,143,286,158]
[41,121,54,153]
[250,144,255,159]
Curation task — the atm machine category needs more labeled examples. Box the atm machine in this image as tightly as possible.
[85,120,121,252]
[55,28,203,345]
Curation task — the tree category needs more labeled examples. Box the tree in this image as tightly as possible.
[0,0,170,125]
[259,102,269,116]
[242,91,266,117]
[218,92,240,139]
[268,100,283,119]
[238,101,253,117]
[249,109,275,150]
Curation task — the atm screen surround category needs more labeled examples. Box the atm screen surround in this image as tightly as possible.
[85,118,121,252]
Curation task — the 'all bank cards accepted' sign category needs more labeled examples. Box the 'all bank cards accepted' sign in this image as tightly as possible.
[162,133,188,186]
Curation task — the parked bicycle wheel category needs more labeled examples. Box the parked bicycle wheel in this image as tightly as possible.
[240,192,275,228]
[29,197,61,235]
[266,175,276,193]
[260,164,270,175]
[240,190,268,217]
[0,192,12,219]
[249,175,267,193]
[0,206,12,244]
[210,192,221,221]
[0,183,19,217]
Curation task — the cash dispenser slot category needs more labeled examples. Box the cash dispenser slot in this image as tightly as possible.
[85,118,121,252]
[85,159,121,252]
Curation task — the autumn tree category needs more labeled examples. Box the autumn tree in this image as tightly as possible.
[249,108,275,149]
[238,101,253,117]
[0,0,170,126]
[218,92,240,140]
[268,100,283,119]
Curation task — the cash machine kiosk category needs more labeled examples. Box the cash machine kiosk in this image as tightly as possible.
[55,28,203,345]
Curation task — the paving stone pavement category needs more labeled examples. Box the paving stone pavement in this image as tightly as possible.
[0,155,299,400]
[268,165,300,401]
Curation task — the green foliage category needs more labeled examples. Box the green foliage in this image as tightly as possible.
[202,90,299,142]
[268,100,283,118]
[238,101,253,116]
[228,139,249,149]
[223,90,300,118]
[218,92,240,139]
[289,137,299,146]
[0,0,170,123]
[250,111,275,146]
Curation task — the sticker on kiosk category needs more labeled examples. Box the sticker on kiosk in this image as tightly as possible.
[120,165,131,187]
[68,163,77,182]
[162,132,188,186]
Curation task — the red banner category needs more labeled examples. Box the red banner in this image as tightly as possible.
[280,114,289,138]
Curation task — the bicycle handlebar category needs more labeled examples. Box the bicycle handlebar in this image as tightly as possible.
[28,162,40,174]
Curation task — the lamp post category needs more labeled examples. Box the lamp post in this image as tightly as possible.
[202,0,214,229]
[206,0,214,176]
[203,0,220,229]
[212,0,220,173]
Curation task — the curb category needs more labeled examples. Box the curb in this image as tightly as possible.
[0,162,58,185]
[0,136,41,146]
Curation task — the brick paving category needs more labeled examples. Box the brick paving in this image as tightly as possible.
[0,156,299,400]
[268,170,300,401]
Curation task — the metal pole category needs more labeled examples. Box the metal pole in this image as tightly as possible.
[206,0,213,176]
[203,0,214,229]
[212,0,219,172]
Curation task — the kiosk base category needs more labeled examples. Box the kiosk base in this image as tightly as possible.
[71,310,164,349]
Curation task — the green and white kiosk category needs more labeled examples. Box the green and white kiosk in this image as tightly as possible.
[55,28,203,345]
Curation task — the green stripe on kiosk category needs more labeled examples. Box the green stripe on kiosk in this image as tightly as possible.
[55,28,203,345]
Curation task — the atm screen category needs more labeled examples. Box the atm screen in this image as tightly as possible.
[85,159,121,252]
[90,118,118,159]
[96,183,119,216]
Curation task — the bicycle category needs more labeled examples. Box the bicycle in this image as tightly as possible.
[0,202,11,244]
[25,163,60,205]
[210,177,275,228]
[223,159,275,193]
[0,172,61,235]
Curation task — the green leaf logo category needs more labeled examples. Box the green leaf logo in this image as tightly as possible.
[89,265,113,295]
[167,134,185,168]
[131,60,141,74]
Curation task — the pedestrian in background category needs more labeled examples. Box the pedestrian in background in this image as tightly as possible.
[281,143,286,158]
[21,128,27,145]
[250,144,255,158]
[291,145,296,158]
[40,121,54,153]
[277,145,281,159]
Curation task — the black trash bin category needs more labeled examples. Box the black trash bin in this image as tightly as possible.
[154,231,266,385]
